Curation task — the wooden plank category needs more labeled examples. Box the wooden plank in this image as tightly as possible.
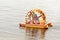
[25,24,48,28]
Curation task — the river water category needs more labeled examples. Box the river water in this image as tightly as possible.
[0,0,60,40]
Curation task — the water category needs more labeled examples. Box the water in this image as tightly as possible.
[0,0,60,40]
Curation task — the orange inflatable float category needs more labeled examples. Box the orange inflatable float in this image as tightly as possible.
[19,9,53,28]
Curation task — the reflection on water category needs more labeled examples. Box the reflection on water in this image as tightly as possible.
[40,29,48,40]
[25,28,48,40]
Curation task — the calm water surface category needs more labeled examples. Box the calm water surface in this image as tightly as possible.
[0,0,60,40]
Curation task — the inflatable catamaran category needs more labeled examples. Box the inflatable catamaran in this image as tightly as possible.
[19,9,53,28]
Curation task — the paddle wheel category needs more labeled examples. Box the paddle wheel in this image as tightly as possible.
[25,9,46,24]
